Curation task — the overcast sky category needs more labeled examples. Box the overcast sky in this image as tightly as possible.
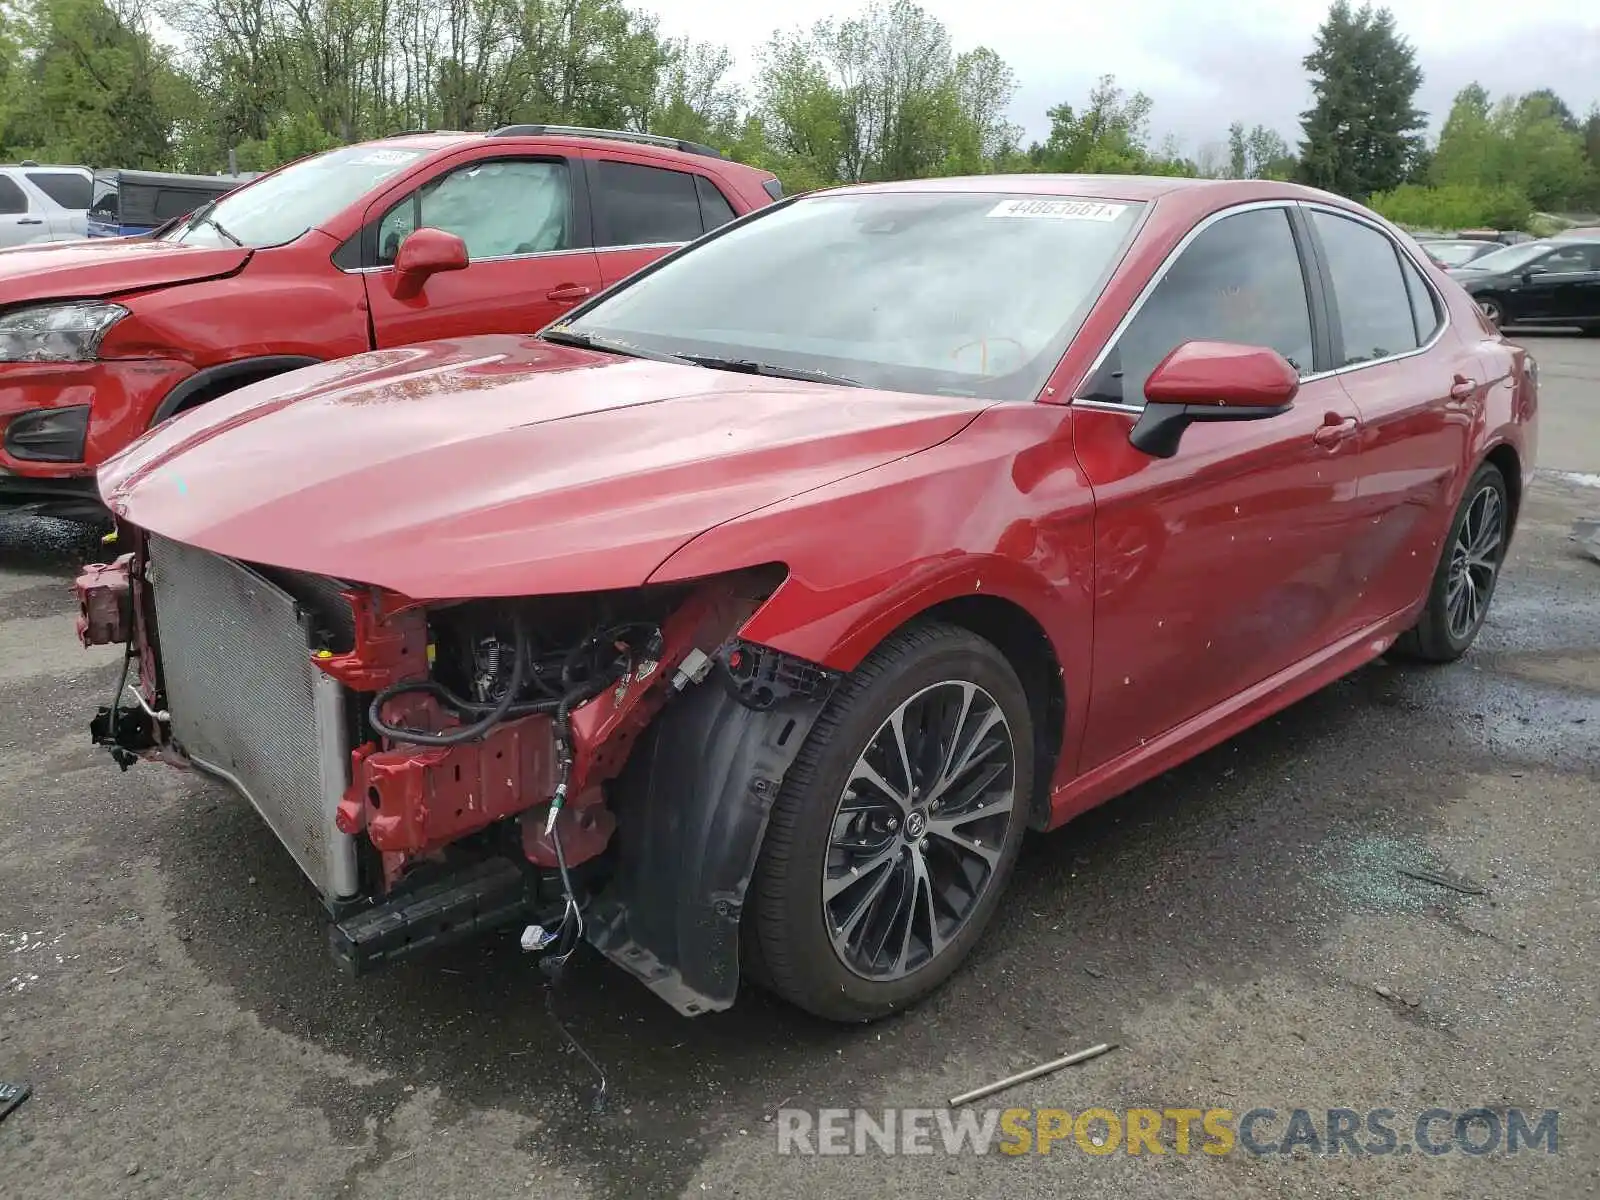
[648,0,1600,156]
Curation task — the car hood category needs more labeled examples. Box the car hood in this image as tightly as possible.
[101,335,990,597]
[0,236,251,306]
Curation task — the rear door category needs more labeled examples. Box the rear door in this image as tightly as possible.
[1544,242,1600,322]
[0,174,47,247]
[363,153,603,348]
[585,155,741,288]
[1303,206,1477,623]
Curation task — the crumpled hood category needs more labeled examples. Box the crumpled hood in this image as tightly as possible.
[0,237,251,306]
[101,334,989,597]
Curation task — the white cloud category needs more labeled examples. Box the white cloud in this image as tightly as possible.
[644,0,1600,150]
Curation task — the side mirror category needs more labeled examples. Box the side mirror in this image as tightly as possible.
[391,227,469,300]
[1127,340,1299,458]
[1522,264,1548,279]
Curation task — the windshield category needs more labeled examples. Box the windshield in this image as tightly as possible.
[160,144,430,249]
[1424,241,1489,267]
[558,191,1146,399]
[1458,242,1550,273]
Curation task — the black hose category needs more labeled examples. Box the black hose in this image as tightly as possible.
[368,619,531,746]
[367,619,658,747]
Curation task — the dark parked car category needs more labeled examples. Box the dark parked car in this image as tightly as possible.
[1447,237,1600,331]
[1418,238,1504,268]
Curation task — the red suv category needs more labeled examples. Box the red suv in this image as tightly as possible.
[0,125,781,518]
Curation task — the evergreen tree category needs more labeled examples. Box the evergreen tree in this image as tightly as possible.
[1297,1,1426,198]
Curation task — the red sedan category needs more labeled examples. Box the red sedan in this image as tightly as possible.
[77,176,1537,1023]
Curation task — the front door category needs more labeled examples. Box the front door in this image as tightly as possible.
[364,155,603,348]
[1071,203,1368,773]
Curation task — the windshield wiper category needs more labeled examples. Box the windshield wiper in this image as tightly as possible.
[184,200,242,246]
[675,354,864,388]
[540,328,692,365]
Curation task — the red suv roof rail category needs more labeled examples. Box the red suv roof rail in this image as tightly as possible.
[485,124,727,160]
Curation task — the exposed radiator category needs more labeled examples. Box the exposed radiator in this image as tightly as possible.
[146,535,358,898]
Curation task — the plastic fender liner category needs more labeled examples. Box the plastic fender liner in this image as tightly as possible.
[586,657,833,1016]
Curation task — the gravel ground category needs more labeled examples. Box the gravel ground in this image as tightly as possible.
[1,336,1597,1199]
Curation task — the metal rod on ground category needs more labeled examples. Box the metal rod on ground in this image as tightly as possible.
[948,1043,1117,1108]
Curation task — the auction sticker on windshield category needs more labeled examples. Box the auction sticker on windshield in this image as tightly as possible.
[351,149,423,166]
[989,198,1128,221]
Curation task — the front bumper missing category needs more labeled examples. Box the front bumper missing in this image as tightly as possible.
[75,533,821,1014]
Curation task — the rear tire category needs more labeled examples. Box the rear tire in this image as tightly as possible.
[1390,461,1509,663]
[745,622,1033,1022]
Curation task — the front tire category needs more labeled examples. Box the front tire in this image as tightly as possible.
[1477,296,1507,327]
[1391,461,1509,663]
[746,623,1033,1022]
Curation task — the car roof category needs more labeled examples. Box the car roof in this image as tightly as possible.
[818,174,1344,206]
[360,127,761,173]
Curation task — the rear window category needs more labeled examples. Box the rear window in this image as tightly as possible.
[154,188,217,221]
[695,176,737,231]
[0,176,28,215]
[26,171,92,209]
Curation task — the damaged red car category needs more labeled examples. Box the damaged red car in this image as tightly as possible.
[77,177,1537,1022]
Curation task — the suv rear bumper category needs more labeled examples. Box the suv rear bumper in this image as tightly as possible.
[0,470,105,520]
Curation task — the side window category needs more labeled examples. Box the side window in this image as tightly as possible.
[0,176,29,215]
[594,160,703,246]
[1311,211,1419,365]
[1398,254,1441,346]
[26,171,92,210]
[154,189,211,221]
[377,158,570,265]
[1085,207,1314,406]
[695,175,737,231]
[1540,245,1595,273]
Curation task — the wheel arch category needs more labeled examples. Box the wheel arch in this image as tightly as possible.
[881,595,1064,831]
[150,355,322,427]
[1482,441,1523,541]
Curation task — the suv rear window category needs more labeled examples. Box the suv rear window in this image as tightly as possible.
[27,171,92,210]
[594,160,705,247]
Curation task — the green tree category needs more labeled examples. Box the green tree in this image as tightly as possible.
[756,1,1014,187]
[1030,75,1153,173]
[1432,84,1593,212]
[1226,121,1295,179]
[2,0,185,166]
[1297,0,1426,198]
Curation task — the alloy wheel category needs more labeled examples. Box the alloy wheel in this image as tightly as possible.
[1446,483,1504,642]
[1477,299,1503,326]
[821,680,1017,981]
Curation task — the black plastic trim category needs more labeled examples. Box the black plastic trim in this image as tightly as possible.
[0,471,105,519]
[586,661,828,1015]
[3,403,90,462]
[150,356,320,426]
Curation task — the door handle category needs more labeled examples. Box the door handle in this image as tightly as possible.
[1449,376,1476,401]
[17,218,43,225]
[1312,414,1358,447]
[546,283,592,302]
